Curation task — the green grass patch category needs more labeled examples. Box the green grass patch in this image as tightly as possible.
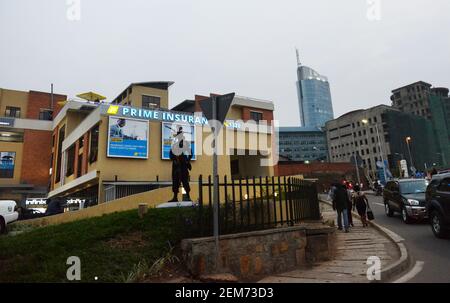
[0,207,198,283]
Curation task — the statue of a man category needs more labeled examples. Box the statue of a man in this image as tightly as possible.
[168,127,192,202]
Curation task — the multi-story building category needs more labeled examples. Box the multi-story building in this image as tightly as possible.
[391,81,433,119]
[47,82,275,204]
[391,82,450,167]
[428,87,450,167]
[325,105,438,181]
[278,127,327,163]
[295,50,334,128]
[0,88,66,203]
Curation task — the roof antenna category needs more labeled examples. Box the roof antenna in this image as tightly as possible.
[295,48,301,66]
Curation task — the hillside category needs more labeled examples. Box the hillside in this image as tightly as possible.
[0,207,197,283]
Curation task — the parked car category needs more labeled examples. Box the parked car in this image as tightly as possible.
[19,208,46,220]
[383,179,429,224]
[0,200,19,234]
[426,172,450,238]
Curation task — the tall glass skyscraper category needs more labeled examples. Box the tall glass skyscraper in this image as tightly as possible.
[296,51,334,128]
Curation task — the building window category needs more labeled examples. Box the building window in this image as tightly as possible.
[142,95,160,109]
[77,153,83,177]
[231,159,239,176]
[39,109,53,121]
[55,126,66,183]
[66,145,76,177]
[89,124,99,164]
[5,106,21,118]
[79,137,84,149]
[250,111,263,122]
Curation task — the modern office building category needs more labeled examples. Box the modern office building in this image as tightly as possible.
[325,105,438,181]
[295,50,334,128]
[0,88,66,202]
[47,82,275,204]
[278,127,327,163]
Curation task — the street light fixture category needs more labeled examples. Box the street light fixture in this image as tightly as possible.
[405,136,414,172]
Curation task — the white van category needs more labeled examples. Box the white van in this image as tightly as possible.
[0,200,19,234]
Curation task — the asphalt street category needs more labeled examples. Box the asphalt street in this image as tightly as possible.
[367,194,450,283]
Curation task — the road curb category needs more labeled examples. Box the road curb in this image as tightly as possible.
[319,198,412,283]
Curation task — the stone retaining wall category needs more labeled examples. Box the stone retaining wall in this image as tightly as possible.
[181,224,336,281]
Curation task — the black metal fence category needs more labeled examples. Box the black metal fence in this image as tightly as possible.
[196,175,321,237]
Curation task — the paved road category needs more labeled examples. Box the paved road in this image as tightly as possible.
[367,194,450,283]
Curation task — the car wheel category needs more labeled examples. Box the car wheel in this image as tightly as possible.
[385,203,394,217]
[0,217,6,235]
[401,207,413,224]
[430,211,449,239]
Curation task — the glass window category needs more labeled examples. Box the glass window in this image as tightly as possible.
[77,153,83,177]
[400,180,429,194]
[5,106,21,118]
[250,111,263,122]
[437,178,450,193]
[66,145,75,177]
[89,124,99,164]
[142,95,160,108]
[39,109,53,121]
[55,125,66,183]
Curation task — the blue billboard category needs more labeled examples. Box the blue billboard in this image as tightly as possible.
[107,117,149,159]
[0,152,15,178]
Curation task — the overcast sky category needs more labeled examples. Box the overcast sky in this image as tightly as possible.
[1,0,449,126]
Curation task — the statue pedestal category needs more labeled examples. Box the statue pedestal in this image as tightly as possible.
[156,201,196,208]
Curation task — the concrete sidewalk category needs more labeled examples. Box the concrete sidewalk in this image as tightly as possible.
[259,202,401,283]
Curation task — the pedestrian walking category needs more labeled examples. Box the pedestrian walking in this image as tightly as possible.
[332,183,350,232]
[346,184,354,227]
[352,185,369,227]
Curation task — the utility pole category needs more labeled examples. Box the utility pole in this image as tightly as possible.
[51,83,54,110]
[375,123,388,184]
[211,95,219,269]
[350,133,361,186]
[406,136,414,173]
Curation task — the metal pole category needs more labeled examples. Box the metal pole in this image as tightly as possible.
[51,83,54,110]
[351,133,361,185]
[375,124,388,183]
[406,138,414,171]
[212,96,220,269]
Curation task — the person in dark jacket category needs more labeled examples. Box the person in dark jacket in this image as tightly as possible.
[168,127,192,202]
[352,185,369,227]
[332,183,350,232]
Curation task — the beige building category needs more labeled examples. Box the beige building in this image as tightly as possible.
[48,82,275,205]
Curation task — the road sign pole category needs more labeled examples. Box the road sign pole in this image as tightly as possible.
[212,96,220,270]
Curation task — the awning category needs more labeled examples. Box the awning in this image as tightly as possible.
[76,92,107,102]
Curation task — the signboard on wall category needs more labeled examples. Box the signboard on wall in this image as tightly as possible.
[107,117,149,159]
[0,152,15,178]
[161,122,196,160]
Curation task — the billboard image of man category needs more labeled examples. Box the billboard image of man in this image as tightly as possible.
[168,127,192,202]
[109,118,137,140]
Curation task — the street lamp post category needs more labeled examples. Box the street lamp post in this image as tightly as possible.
[350,133,361,186]
[406,136,414,173]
